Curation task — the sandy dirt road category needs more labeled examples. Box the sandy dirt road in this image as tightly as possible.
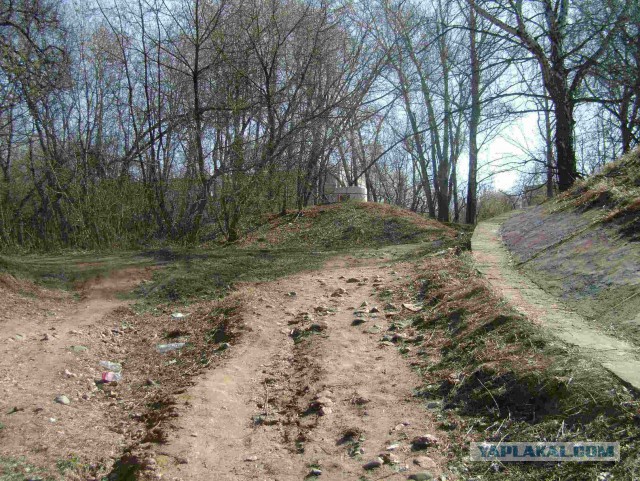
[149,254,447,481]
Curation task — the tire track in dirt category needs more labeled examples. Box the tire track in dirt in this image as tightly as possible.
[149,255,448,481]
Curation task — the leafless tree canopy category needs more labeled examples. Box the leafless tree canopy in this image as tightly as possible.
[0,0,637,248]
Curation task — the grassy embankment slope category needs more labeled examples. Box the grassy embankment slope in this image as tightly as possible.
[502,148,640,345]
[372,153,640,480]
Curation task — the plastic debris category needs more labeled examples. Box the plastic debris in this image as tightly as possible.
[102,372,122,383]
[156,342,185,353]
[99,361,122,372]
[171,313,187,320]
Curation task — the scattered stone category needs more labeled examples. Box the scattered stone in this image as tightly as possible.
[351,318,366,326]
[171,312,187,320]
[309,468,322,476]
[289,327,304,339]
[411,435,439,450]
[64,369,77,378]
[369,306,380,313]
[319,406,332,416]
[331,288,348,297]
[351,396,370,405]
[364,325,382,334]
[54,395,70,405]
[156,342,185,353]
[287,291,297,297]
[363,458,384,470]
[315,396,334,406]
[408,473,434,481]
[314,306,330,313]
[309,321,328,332]
[392,333,407,342]
[402,303,422,312]
[384,303,399,311]
[41,333,50,341]
[386,444,400,451]
[360,301,369,307]
[381,452,400,465]
[218,342,231,351]
[346,278,361,283]
[244,456,258,462]
[413,457,437,469]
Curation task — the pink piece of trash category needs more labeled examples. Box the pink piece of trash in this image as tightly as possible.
[102,372,121,382]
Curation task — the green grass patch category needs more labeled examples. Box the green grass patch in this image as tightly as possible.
[134,246,328,307]
[243,202,456,250]
[0,250,154,290]
[136,203,461,306]
[0,456,55,481]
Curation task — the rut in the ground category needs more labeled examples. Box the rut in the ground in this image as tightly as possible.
[146,256,448,481]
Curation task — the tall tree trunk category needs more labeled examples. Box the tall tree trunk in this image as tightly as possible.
[553,93,577,191]
[465,0,480,224]
[543,96,555,198]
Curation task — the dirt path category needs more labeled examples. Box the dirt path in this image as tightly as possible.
[149,254,446,481]
[0,267,155,476]
[472,214,640,390]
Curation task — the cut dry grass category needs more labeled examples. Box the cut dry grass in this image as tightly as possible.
[551,146,640,240]
[380,251,640,480]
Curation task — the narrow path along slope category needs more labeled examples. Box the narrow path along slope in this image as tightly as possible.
[149,252,448,481]
[472,213,640,390]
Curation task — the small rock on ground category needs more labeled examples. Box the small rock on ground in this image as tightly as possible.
[363,458,384,470]
[54,395,70,405]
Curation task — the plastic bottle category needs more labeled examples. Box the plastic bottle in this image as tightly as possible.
[156,342,186,353]
[99,361,122,372]
[102,371,122,382]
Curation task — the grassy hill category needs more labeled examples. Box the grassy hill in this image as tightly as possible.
[137,202,462,306]
[1,202,462,306]
[241,202,457,249]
